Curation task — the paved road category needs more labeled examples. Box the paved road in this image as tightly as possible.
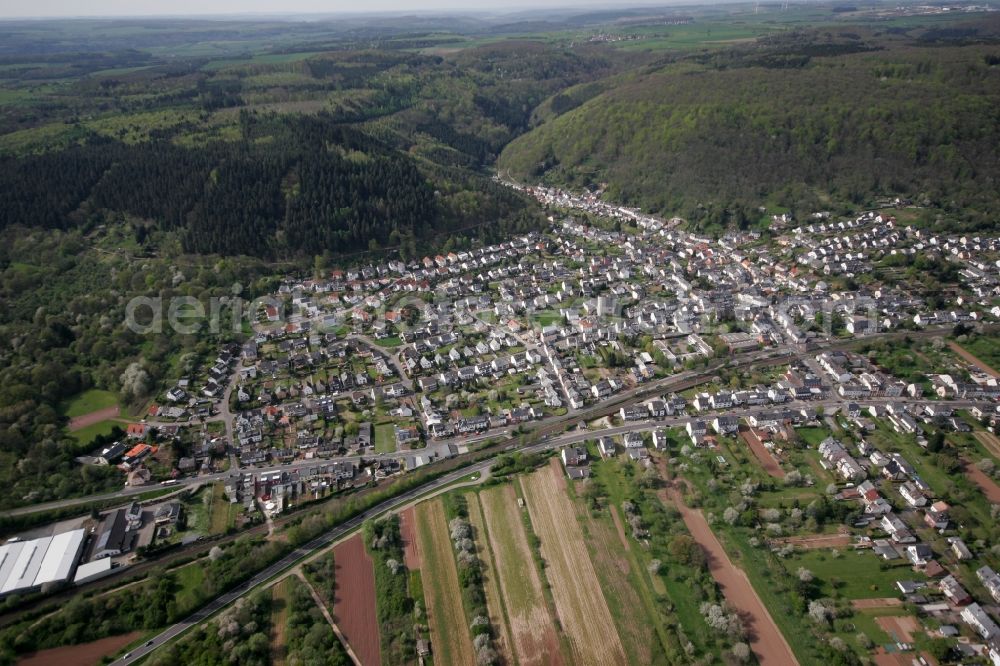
[6,322,989,519]
[109,387,983,663]
[110,439,548,665]
[348,334,414,390]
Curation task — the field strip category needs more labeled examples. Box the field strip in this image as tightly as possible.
[521,463,628,665]
[740,427,786,479]
[296,572,361,666]
[772,529,852,550]
[414,500,476,666]
[576,493,658,663]
[68,405,121,431]
[974,431,1000,459]
[466,492,515,666]
[962,458,1000,502]
[270,577,290,666]
[331,534,381,666]
[665,485,798,666]
[852,597,903,610]
[399,506,421,570]
[948,341,1000,378]
[480,484,563,666]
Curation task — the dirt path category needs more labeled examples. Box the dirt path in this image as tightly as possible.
[17,632,141,666]
[398,506,420,570]
[69,406,121,431]
[962,459,1000,502]
[331,534,381,666]
[740,427,786,479]
[297,572,361,666]
[949,341,1000,378]
[852,598,903,610]
[663,484,798,666]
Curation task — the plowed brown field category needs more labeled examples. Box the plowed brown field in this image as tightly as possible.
[331,534,381,666]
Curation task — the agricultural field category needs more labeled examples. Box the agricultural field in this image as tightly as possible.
[571,481,672,664]
[331,535,381,666]
[185,483,239,536]
[478,483,563,666]
[270,577,291,666]
[67,419,121,444]
[465,493,515,665]
[951,335,1000,376]
[520,462,627,665]
[782,549,926,601]
[413,499,476,666]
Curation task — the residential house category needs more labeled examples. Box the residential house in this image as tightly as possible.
[977,566,1000,603]
[712,415,739,435]
[899,481,927,507]
[924,501,950,530]
[560,446,590,480]
[961,603,999,638]
[880,513,915,543]
[686,420,707,446]
[941,574,972,605]
[623,432,644,449]
[948,537,974,561]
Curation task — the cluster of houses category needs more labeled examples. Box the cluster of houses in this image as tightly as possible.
[228,461,359,515]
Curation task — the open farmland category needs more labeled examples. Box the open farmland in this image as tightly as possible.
[479,484,563,666]
[399,506,420,570]
[572,486,666,664]
[465,492,515,666]
[521,462,627,665]
[414,500,476,666]
[270,577,290,666]
[331,535,381,666]
[974,430,1000,460]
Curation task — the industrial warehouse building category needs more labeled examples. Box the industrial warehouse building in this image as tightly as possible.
[0,529,86,596]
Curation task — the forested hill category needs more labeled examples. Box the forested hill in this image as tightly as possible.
[0,44,633,259]
[499,26,1000,230]
[0,115,508,259]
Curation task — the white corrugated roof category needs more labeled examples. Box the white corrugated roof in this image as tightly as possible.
[34,529,85,586]
[0,542,25,592]
[0,529,87,595]
[1,537,51,594]
[73,557,112,584]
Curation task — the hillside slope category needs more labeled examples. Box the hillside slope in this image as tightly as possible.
[0,43,634,259]
[499,31,1000,228]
